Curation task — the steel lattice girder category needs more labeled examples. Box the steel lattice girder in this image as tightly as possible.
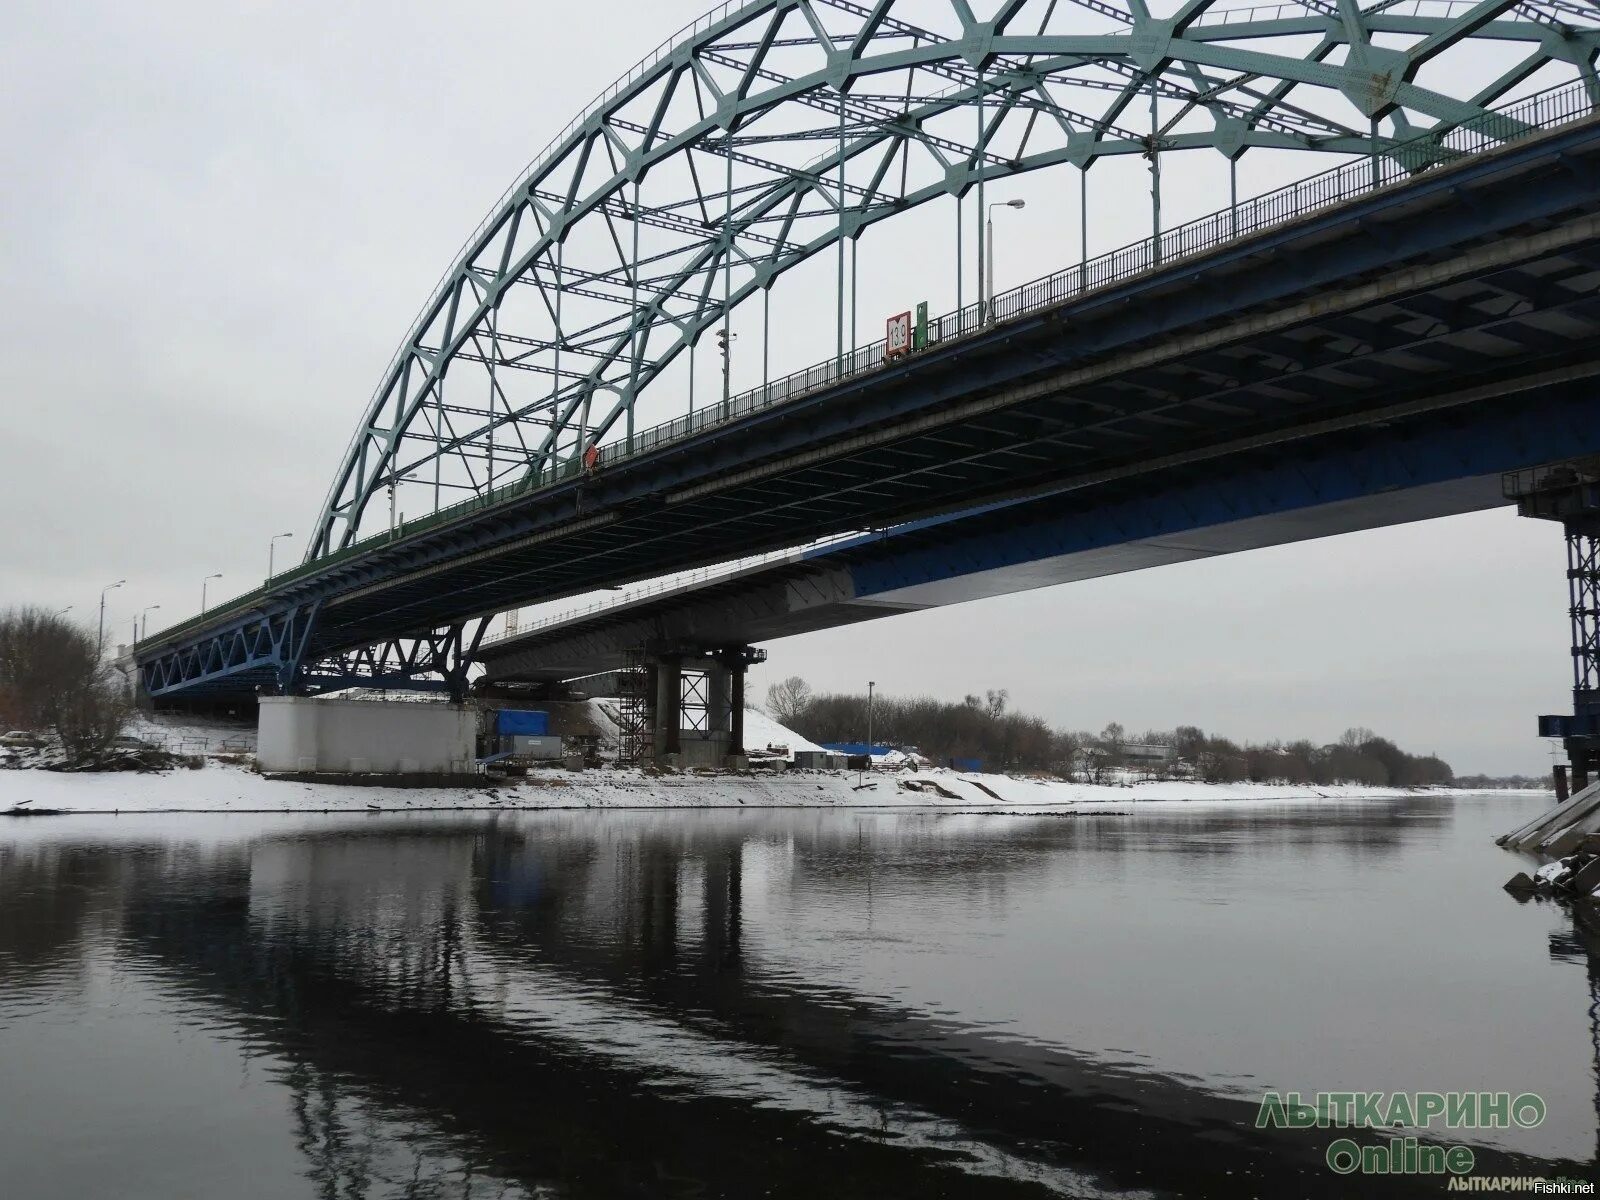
[300,620,490,698]
[1570,530,1600,696]
[140,605,490,700]
[141,604,322,698]
[309,0,1600,559]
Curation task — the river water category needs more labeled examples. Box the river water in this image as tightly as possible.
[0,793,1595,1197]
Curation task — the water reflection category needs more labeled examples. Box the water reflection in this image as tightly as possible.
[0,797,1594,1198]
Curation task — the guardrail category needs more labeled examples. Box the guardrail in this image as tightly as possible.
[478,528,867,649]
[141,77,1594,653]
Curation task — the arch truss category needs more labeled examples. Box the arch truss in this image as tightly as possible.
[311,0,1600,559]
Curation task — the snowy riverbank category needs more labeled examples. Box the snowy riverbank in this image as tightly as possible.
[0,756,1539,816]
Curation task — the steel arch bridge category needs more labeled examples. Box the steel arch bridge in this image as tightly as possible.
[310,0,1600,562]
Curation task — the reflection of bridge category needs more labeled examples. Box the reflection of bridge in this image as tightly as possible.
[11,812,1590,1197]
[132,3,1600,766]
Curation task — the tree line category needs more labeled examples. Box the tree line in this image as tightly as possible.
[766,676,1458,786]
[0,607,130,757]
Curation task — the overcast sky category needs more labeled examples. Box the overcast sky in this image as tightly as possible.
[0,0,1576,774]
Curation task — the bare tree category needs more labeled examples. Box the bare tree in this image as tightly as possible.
[1050,730,1082,781]
[0,607,129,758]
[55,678,132,760]
[765,675,814,727]
[0,607,94,730]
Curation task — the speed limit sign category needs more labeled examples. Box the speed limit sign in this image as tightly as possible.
[885,310,912,360]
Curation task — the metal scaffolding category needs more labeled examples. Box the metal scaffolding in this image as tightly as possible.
[1506,458,1600,787]
[615,648,651,765]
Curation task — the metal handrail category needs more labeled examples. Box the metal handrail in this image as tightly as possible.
[141,78,1594,652]
[1188,0,1479,22]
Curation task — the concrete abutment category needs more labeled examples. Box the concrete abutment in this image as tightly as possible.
[257,696,475,777]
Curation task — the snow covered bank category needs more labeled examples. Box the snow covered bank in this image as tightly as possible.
[0,756,1530,816]
[741,708,826,756]
[1,702,1542,816]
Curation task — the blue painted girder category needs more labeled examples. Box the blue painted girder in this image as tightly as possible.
[476,380,1600,685]
[840,381,1600,603]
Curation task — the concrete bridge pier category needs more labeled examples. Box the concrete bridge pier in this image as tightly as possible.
[653,654,682,759]
[643,643,765,769]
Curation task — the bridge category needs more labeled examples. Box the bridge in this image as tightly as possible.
[132,0,1600,772]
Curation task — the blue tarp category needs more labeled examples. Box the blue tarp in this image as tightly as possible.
[948,756,984,772]
[819,742,893,757]
[497,709,550,736]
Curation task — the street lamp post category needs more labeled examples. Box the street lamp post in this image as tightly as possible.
[867,680,876,771]
[268,532,294,580]
[138,606,161,643]
[201,573,223,615]
[97,580,125,652]
[388,471,423,536]
[716,327,735,414]
[984,199,1026,322]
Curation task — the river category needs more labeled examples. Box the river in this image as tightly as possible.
[0,793,1594,1197]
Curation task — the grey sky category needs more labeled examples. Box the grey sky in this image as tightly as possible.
[0,0,1575,774]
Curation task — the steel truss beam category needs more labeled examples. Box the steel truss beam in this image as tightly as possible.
[140,603,323,699]
[302,618,491,702]
[141,605,490,702]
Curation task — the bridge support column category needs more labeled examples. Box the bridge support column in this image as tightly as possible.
[654,654,683,761]
[638,642,765,769]
[730,668,746,758]
[716,648,750,765]
[1508,461,1600,783]
[706,666,731,758]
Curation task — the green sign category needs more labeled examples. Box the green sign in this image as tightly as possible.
[914,301,929,350]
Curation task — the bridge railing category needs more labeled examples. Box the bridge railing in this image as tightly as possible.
[606,76,1592,472]
[142,78,1593,653]
[478,527,867,649]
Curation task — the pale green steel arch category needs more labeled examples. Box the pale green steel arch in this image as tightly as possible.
[310,0,1600,559]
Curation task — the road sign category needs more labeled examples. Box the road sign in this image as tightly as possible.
[885,310,912,360]
[914,301,929,350]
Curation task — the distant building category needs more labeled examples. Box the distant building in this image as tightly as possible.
[1114,742,1177,765]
